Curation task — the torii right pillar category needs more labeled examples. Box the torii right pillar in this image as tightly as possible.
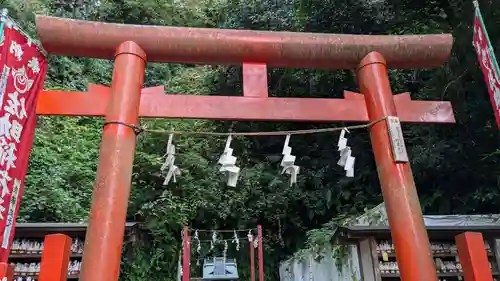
[358,52,437,280]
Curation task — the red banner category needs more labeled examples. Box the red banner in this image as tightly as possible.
[0,24,47,261]
[473,12,500,127]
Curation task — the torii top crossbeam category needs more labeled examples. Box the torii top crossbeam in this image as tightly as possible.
[36,16,452,69]
[32,15,455,281]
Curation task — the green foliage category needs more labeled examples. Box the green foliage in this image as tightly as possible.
[20,116,101,222]
[2,0,500,280]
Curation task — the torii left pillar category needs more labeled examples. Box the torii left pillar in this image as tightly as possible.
[78,41,146,281]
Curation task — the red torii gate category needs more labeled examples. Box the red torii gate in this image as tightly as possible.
[34,16,455,281]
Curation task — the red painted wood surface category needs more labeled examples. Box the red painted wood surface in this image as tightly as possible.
[456,232,493,281]
[182,226,190,281]
[357,52,438,281]
[257,225,264,281]
[250,237,255,281]
[38,234,72,281]
[35,16,452,69]
[243,63,268,98]
[78,41,146,281]
[36,85,454,123]
[0,262,13,281]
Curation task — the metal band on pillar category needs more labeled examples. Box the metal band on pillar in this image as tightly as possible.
[103,121,143,135]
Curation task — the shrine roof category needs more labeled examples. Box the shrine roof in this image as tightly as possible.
[14,222,138,237]
[340,224,500,239]
[337,203,500,239]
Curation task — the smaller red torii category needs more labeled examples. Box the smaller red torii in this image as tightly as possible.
[33,15,455,281]
[180,226,265,281]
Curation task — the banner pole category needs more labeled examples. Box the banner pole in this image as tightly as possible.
[473,0,500,74]
[0,9,8,43]
[0,9,47,57]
